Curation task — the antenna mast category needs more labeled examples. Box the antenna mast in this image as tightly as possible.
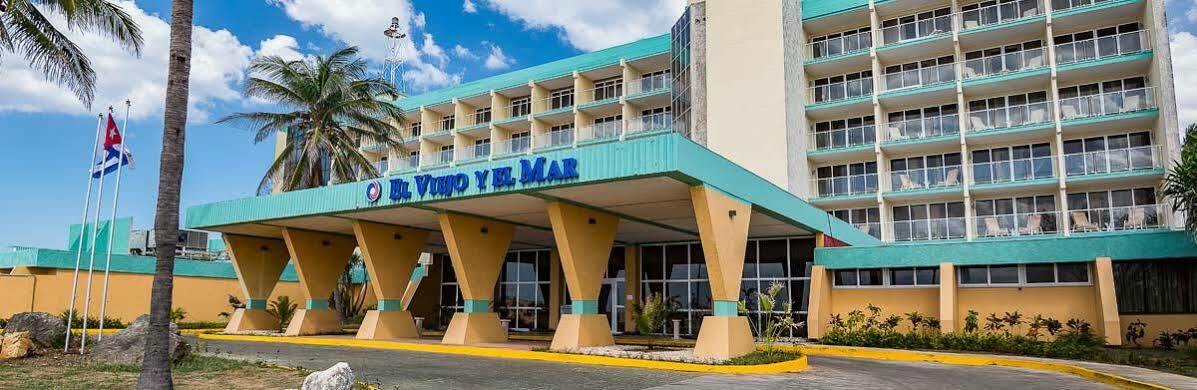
[383,17,410,95]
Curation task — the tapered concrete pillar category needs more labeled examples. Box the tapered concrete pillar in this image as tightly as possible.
[439,213,514,344]
[223,234,291,333]
[939,262,958,333]
[281,228,357,336]
[806,265,833,339]
[546,202,620,350]
[1094,257,1123,345]
[352,221,429,340]
[690,186,755,359]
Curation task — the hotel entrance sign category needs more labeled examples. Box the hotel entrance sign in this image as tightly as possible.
[382,157,579,201]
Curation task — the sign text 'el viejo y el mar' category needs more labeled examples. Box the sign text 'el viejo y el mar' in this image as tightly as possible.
[368,157,579,202]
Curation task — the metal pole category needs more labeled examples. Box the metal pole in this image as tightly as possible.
[64,114,104,352]
[97,100,132,341]
[79,109,113,353]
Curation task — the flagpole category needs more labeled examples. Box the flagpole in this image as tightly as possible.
[97,100,132,341]
[79,107,114,353]
[64,114,105,352]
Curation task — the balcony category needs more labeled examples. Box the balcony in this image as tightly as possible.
[393,155,419,172]
[967,101,1053,133]
[1059,87,1155,121]
[456,143,491,162]
[1064,145,1162,178]
[1055,30,1148,67]
[372,160,389,175]
[975,210,1062,238]
[883,63,955,93]
[891,217,967,242]
[626,112,673,136]
[810,125,876,152]
[807,30,872,62]
[881,14,953,48]
[962,48,1046,80]
[890,165,963,192]
[883,114,959,143]
[851,222,883,240]
[1068,204,1168,233]
[812,173,879,199]
[1051,0,1123,14]
[808,77,873,106]
[537,127,575,149]
[580,85,622,109]
[960,0,1043,32]
[423,150,454,167]
[625,73,672,97]
[971,156,1055,186]
[577,121,623,143]
[493,137,532,156]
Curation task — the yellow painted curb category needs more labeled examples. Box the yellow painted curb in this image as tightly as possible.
[81,328,223,335]
[198,333,808,374]
[789,345,1170,390]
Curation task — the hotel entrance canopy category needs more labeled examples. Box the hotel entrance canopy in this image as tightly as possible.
[185,133,879,249]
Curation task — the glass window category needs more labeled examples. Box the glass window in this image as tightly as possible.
[989,265,1019,283]
[642,246,664,280]
[916,267,939,285]
[891,268,915,285]
[859,269,883,286]
[758,239,788,278]
[1057,263,1090,283]
[835,270,858,286]
[1025,264,1056,283]
[960,266,989,284]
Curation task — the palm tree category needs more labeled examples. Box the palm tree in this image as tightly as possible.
[1,0,143,107]
[137,0,190,387]
[217,46,406,194]
[1164,124,1197,241]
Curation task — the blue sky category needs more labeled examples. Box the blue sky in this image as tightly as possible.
[1,0,1194,249]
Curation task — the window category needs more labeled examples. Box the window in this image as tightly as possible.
[1067,187,1160,232]
[959,263,1091,286]
[593,77,623,101]
[639,70,671,93]
[971,142,1053,184]
[834,267,940,287]
[510,131,531,153]
[509,96,532,117]
[974,195,1058,237]
[1054,23,1143,64]
[494,250,552,331]
[814,115,875,150]
[810,70,873,103]
[960,0,1041,29]
[1063,131,1155,176]
[550,88,574,110]
[438,257,464,326]
[892,202,967,241]
[880,8,952,44]
[1058,76,1150,119]
[963,40,1044,78]
[889,153,962,191]
[474,138,491,158]
[967,91,1050,131]
[815,162,878,197]
[547,123,574,147]
[636,106,672,132]
[810,27,872,59]
[410,122,422,137]
[440,114,455,131]
[671,8,692,137]
[474,108,492,125]
[884,56,954,90]
[831,207,881,239]
[593,115,622,138]
[885,104,957,141]
[1115,260,1197,314]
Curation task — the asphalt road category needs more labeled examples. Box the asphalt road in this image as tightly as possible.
[195,338,1112,390]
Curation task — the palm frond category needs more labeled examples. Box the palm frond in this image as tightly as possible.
[35,0,143,55]
[6,1,96,106]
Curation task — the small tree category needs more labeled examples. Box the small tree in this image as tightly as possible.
[1163,123,1197,242]
[739,281,802,349]
[963,310,980,333]
[635,293,675,336]
[267,296,299,332]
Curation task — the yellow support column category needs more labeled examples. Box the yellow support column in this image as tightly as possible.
[439,213,514,344]
[549,249,562,329]
[352,221,429,340]
[624,245,640,333]
[223,234,291,333]
[1094,257,1124,345]
[939,262,958,333]
[807,265,833,339]
[546,202,620,350]
[281,228,357,336]
[690,186,755,359]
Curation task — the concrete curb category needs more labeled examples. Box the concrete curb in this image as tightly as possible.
[788,344,1171,390]
[81,328,223,335]
[198,333,808,374]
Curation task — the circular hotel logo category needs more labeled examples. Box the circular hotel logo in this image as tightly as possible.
[365,180,382,203]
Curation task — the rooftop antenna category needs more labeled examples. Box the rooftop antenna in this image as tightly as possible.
[382,16,410,96]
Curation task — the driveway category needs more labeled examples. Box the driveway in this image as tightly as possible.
[195,337,1112,389]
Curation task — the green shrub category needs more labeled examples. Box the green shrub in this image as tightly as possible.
[266,296,299,332]
[738,281,802,349]
[723,349,801,365]
[170,307,188,322]
[635,292,675,336]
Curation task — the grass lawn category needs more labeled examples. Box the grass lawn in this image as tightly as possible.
[0,351,310,389]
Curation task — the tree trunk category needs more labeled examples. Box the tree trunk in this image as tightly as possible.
[137,0,192,388]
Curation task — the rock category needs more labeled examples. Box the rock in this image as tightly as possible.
[4,312,65,348]
[91,315,190,365]
[301,362,355,390]
[0,331,35,360]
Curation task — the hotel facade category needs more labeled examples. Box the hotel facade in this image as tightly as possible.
[178,0,1195,358]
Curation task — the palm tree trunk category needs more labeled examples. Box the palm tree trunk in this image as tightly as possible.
[137,0,192,388]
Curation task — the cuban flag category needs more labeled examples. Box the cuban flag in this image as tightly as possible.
[91,114,134,178]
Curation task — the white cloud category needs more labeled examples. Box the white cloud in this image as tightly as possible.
[257,35,305,61]
[453,44,478,59]
[403,62,462,90]
[1170,31,1197,128]
[0,0,253,121]
[421,34,448,66]
[483,44,514,70]
[463,0,478,13]
[481,0,685,51]
[413,12,427,29]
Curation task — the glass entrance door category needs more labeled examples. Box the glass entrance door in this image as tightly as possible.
[599,278,626,334]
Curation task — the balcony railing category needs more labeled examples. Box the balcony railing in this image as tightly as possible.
[505,101,532,119]
[882,14,953,45]
[884,63,955,91]
[1064,145,1162,177]
[810,77,873,104]
[1055,30,1147,66]
[960,0,1042,30]
[578,121,623,142]
[1051,0,1118,13]
[537,128,575,148]
[811,125,876,151]
[423,150,454,166]
[975,210,1061,238]
[967,101,1053,132]
[538,95,574,113]
[1068,204,1168,233]
[627,112,673,135]
[1059,87,1155,120]
[372,160,389,175]
[808,30,873,60]
[584,84,623,103]
[393,155,419,171]
[890,165,963,191]
[457,144,491,161]
[626,73,672,96]
[853,222,883,239]
[812,173,879,198]
[962,48,1045,79]
[493,137,532,155]
[891,217,967,241]
[971,156,1054,185]
[884,114,959,142]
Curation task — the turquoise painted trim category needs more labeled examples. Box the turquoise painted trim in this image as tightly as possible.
[807,144,874,156]
[578,98,620,110]
[805,96,870,111]
[360,143,385,152]
[624,88,670,101]
[810,193,877,203]
[1052,0,1142,18]
[970,177,1058,192]
[880,133,959,147]
[421,130,452,139]
[1064,168,1165,184]
[456,123,489,133]
[961,68,1049,87]
[878,83,954,99]
[245,299,268,310]
[383,34,670,111]
[815,229,1197,269]
[572,300,599,315]
[1059,109,1159,128]
[965,122,1055,140]
[958,15,1045,37]
[306,299,329,310]
[714,300,739,316]
[1057,51,1153,72]
[802,0,869,21]
[68,218,132,254]
[876,34,951,53]
[533,107,573,118]
[377,299,405,311]
[463,299,490,313]
[883,186,962,199]
[410,264,426,282]
[493,115,528,126]
[804,49,869,66]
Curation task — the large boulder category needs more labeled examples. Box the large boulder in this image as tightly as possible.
[301,362,355,390]
[91,315,190,365]
[4,312,65,348]
[0,331,34,360]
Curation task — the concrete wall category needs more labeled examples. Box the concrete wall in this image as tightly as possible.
[956,286,1101,330]
[830,287,940,332]
[1119,314,1197,347]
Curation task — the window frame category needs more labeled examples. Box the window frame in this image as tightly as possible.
[957,263,1093,287]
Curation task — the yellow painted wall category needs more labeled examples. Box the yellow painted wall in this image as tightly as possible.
[957,287,1100,332]
[1119,314,1197,347]
[830,288,940,332]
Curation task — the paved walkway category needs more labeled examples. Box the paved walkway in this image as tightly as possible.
[195,337,1116,389]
